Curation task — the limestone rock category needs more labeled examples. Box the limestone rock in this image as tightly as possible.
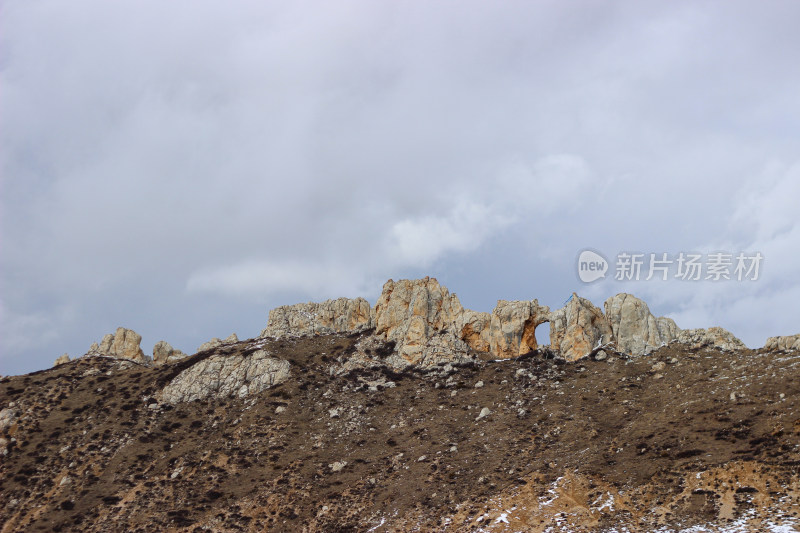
[458,300,550,358]
[330,332,474,375]
[383,329,474,370]
[152,341,188,365]
[159,349,290,404]
[374,278,464,364]
[54,354,70,366]
[675,327,746,351]
[262,298,373,338]
[549,294,612,362]
[764,334,800,352]
[0,408,18,432]
[87,327,148,363]
[197,333,238,353]
[604,293,678,355]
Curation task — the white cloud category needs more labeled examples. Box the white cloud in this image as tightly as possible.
[3,1,800,373]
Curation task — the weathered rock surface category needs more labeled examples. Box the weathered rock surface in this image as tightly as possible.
[373,277,465,365]
[676,327,747,351]
[86,327,148,363]
[152,341,188,365]
[549,294,613,362]
[262,298,374,338]
[197,333,239,353]
[604,293,679,355]
[53,354,70,366]
[159,349,290,404]
[764,334,800,351]
[458,300,550,358]
[254,279,768,364]
[0,407,17,432]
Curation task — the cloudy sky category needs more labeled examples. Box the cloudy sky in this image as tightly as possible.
[2,1,799,375]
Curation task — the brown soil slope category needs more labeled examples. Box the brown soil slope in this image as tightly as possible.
[1,333,799,532]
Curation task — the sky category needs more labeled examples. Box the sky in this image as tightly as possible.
[2,0,799,376]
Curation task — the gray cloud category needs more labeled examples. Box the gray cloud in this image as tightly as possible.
[2,1,800,374]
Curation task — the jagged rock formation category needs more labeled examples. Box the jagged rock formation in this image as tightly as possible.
[373,278,472,366]
[549,294,613,361]
[458,300,550,358]
[259,277,749,363]
[53,354,70,366]
[764,334,800,351]
[159,349,290,404]
[86,327,148,364]
[197,333,239,353]
[152,341,188,365]
[604,293,679,355]
[262,297,374,338]
[676,327,747,351]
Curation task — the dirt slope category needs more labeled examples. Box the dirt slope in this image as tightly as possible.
[1,333,799,532]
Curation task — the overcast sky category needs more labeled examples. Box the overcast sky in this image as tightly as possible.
[2,1,799,375]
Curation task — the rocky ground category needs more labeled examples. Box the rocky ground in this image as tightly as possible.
[1,332,799,532]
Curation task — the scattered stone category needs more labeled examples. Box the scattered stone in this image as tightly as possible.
[474,380,484,388]
[275,406,287,414]
[476,407,491,421]
[329,461,347,472]
[651,361,666,373]
[595,350,608,361]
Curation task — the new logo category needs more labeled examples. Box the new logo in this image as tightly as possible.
[577,249,608,283]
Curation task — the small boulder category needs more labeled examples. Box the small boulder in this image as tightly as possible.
[54,354,70,366]
[476,407,491,421]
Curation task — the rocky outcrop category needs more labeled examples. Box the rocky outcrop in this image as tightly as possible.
[159,349,290,404]
[549,294,613,362]
[87,327,148,364]
[262,298,373,338]
[256,279,761,364]
[373,278,467,366]
[197,333,239,353]
[54,354,70,366]
[604,294,679,355]
[458,300,551,358]
[152,341,188,365]
[764,334,800,352]
[675,327,746,351]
